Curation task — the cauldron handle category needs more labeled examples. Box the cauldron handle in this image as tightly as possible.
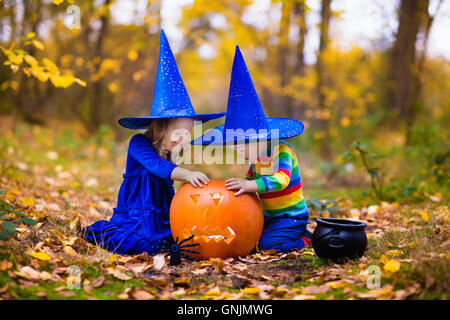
[328,236,345,248]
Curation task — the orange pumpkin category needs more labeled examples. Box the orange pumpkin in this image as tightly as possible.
[170,179,264,259]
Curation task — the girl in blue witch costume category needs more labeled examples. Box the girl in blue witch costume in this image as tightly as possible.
[192,46,311,253]
[81,30,225,256]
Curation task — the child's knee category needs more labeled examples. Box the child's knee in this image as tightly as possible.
[259,237,305,253]
[258,219,308,252]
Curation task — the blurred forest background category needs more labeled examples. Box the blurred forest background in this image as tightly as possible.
[0,0,449,203]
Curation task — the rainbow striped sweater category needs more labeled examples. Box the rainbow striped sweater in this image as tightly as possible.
[245,140,309,220]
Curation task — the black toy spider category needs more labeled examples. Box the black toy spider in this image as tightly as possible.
[151,235,199,266]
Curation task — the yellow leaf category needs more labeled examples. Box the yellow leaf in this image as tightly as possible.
[32,40,44,51]
[10,54,23,65]
[5,193,16,202]
[384,260,401,273]
[29,251,51,261]
[364,284,394,299]
[127,50,138,61]
[421,211,429,223]
[174,277,191,286]
[241,287,260,294]
[379,254,389,264]
[24,55,38,67]
[63,246,79,258]
[33,70,49,82]
[50,74,74,88]
[386,250,403,257]
[20,197,35,207]
[108,82,118,93]
[326,280,351,289]
[42,58,59,73]
[26,32,36,39]
[108,254,117,264]
[52,0,64,5]
[0,80,19,91]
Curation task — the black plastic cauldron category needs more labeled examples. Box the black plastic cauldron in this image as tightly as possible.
[312,218,367,263]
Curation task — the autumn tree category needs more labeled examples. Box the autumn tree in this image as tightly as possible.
[385,0,431,142]
[316,0,332,159]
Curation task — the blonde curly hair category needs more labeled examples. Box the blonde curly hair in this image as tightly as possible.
[143,118,175,160]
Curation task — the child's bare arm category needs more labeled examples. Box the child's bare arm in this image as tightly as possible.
[225,178,258,196]
[171,167,209,188]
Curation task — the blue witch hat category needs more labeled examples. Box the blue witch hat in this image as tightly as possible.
[191,46,304,145]
[119,30,225,130]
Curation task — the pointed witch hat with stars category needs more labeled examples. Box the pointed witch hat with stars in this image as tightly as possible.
[118,29,225,130]
[191,46,304,145]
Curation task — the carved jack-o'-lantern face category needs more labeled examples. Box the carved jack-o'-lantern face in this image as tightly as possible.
[170,179,264,259]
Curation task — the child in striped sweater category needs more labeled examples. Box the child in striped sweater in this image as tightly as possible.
[225,139,311,252]
[193,46,310,253]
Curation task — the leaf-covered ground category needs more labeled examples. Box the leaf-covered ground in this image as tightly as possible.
[0,122,449,300]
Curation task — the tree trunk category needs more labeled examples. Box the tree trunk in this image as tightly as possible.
[316,0,332,159]
[290,0,308,121]
[386,0,428,125]
[89,0,111,132]
[16,0,44,125]
[277,0,294,117]
[294,0,307,77]
[406,0,443,145]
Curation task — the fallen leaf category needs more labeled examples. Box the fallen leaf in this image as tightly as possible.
[91,276,105,288]
[367,205,380,216]
[293,294,317,300]
[20,197,35,207]
[58,291,76,297]
[107,267,133,281]
[174,277,191,287]
[326,279,353,289]
[302,285,331,295]
[205,287,221,296]
[125,262,150,276]
[118,292,129,299]
[16,266,41,280]
[153,254,165,271]
[191,268,208,276]
[108,254,117,264]
[241,287,260,295]
[384,260,401,273]
[63,246,80,259]
[232,262,248,275]
[0,260,13,271]
[28,251,51,261]
[386,249,403,257]
[379,254,389,264]
[421,211,429,223]
[359,285,394,299]
[39,271,52,281]
[132,290,154,300]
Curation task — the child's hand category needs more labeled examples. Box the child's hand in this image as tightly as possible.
[225,178,258,196]
[184,171,209,188]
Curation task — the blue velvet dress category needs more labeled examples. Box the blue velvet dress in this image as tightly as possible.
[82,134,177,255]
